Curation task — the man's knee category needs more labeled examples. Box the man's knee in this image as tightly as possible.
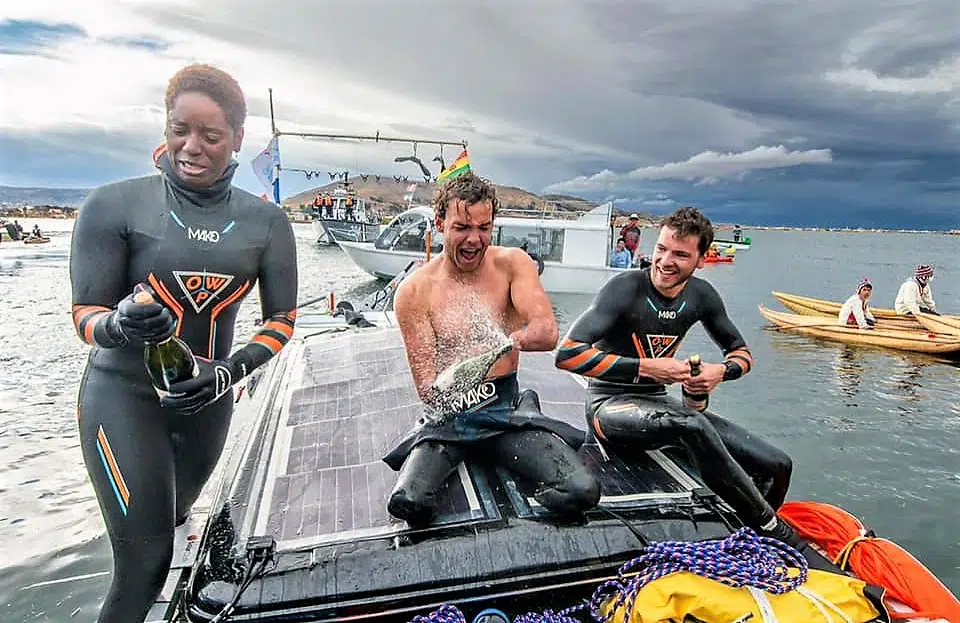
[535,466,601,515]
[387,487,435,528]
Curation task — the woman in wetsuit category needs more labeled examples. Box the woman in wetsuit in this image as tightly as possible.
[555,207,800,547]
[69,64,298,623]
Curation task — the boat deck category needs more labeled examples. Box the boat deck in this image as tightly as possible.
[161,313,734,622]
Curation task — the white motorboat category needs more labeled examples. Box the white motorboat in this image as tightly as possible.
[309,181,381,246]
[338,202,640,295]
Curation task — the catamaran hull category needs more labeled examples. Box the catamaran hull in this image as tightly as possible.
[338,241,628,295]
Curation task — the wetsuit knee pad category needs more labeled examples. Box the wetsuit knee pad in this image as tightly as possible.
[534,466,601,515]
[386,441,463,527]
[387,488,435,528]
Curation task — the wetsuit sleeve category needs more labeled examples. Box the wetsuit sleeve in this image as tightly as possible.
[699,283,753,380]
[69,186,129,348]
[225,211,298,378]
[555,273,642,383]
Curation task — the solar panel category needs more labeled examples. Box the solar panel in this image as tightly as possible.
[253,329,695,550]
[257,331,500,550]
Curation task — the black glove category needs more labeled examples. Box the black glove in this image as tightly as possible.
[160,357,239,415]
[110,291,177,345]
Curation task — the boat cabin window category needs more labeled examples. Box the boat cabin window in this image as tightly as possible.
[375,212,442,252]
[495,225,564,262]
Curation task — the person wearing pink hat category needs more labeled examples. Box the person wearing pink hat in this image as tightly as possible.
[838,278,877,329]
[894,264,939,316]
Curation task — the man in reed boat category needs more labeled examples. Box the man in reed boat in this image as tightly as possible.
[555,206,802,547]
[383,172,600,528]
[838,279,877,329]
[894,264,939,316]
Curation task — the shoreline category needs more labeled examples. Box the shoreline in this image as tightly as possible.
[3,205,958,236]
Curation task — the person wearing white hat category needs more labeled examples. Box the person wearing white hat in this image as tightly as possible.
[837,278,876,329]
[894,264,939,316]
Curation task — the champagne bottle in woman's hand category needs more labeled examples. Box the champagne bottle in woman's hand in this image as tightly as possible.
[134,291,199,397]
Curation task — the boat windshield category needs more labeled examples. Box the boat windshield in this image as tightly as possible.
[374,211,443,252]
[374,212,569,261]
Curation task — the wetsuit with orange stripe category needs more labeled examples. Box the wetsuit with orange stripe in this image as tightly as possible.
[555,268,792,534]
[69,154,297,623]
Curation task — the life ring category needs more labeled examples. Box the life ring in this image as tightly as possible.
[528,251,544,276]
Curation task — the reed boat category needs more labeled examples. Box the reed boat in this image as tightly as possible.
[129,286,958,622]
[758,305,960,355]
[771,292,923,331]
[771,291,960,323]
[915,311,960,337]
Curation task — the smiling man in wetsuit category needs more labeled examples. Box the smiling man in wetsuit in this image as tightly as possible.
[555,206,800,546]
[383,172,600,527]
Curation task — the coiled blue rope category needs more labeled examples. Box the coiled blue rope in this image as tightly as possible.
[407,527,807,623]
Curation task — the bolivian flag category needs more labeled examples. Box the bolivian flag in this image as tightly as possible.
[436,149,471,183]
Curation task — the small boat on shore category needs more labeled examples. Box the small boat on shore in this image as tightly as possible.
[138,290,956,622]
[22,236,50,245]
[758,305,960,355]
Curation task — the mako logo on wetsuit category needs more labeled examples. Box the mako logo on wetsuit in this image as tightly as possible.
[169,210,236,244]
[452,381,497,414]
[172,271,235,314]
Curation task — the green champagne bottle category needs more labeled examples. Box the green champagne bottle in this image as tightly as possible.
[134,291,199,398]
[681,353,709,412]
[432,341,514,394]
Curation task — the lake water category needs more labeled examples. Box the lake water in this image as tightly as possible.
[1,218,957,621]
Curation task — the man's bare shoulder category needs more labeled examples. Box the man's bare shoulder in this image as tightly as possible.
[490,246,532,277]
[395,259,440,303]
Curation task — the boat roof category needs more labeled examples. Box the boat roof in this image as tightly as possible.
[177,311,737,621]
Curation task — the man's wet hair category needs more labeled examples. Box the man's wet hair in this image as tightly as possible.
[616,237,626,244]
[660,206,714,255]
[165,64,247,133]
[433,172,499,220]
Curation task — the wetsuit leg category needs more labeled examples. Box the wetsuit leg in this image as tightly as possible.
[171,393,233,524]
[78,370,176,623]
[702,411,792,510]
[387,441,468,528]
[485,429,600,516]
[588,393,778,530]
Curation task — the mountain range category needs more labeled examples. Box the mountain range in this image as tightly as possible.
[0,185,91,208]
[0,181,655,221]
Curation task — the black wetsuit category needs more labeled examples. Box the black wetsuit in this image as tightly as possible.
[555,268,792,533]
[69,154,298,623]
[383,373,600,528]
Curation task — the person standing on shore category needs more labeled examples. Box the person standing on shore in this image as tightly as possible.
[894,265,939,316]
[69,64,298,622]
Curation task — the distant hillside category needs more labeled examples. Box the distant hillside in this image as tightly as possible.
[0,185,90,207]
[283,177,602,218]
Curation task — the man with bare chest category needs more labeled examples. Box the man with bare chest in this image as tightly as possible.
[382,173,600,528]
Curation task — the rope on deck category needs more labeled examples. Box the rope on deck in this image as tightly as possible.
[407,527,807,623]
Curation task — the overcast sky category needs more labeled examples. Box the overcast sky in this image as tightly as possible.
[1,0,957,228]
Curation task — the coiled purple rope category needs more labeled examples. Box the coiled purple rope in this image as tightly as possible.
[408,527,807,623]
